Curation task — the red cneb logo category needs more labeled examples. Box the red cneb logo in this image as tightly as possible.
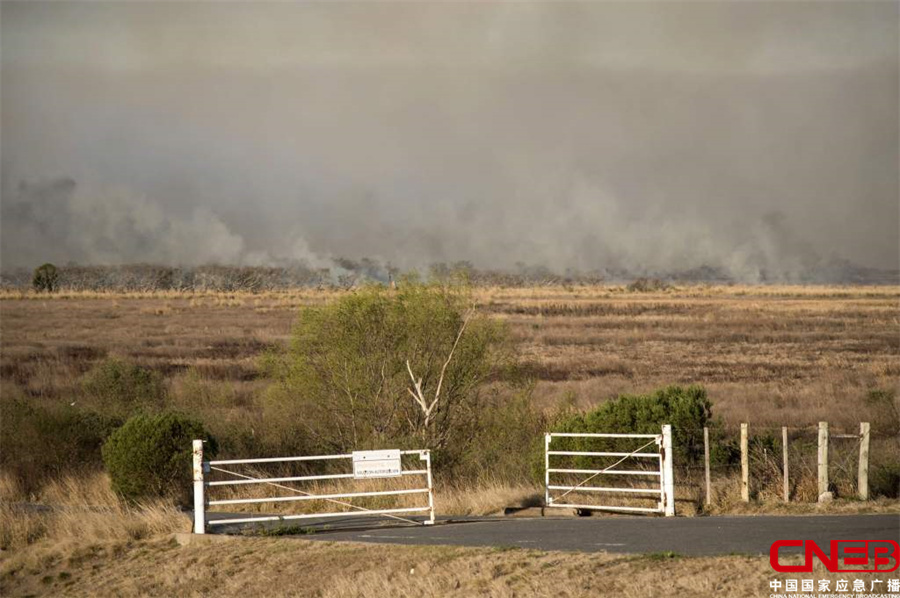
[770,540,900,573]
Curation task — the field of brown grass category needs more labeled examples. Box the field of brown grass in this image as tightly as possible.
[3,284,897,506]
[2,284,897,427]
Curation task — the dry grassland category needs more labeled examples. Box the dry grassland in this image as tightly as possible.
[2,284,897,428]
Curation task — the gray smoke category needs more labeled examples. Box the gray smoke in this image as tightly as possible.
[2,2,898,281]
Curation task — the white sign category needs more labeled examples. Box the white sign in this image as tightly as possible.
[352,449,402,479]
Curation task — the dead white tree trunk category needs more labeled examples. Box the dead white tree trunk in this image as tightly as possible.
[406,307,475,436]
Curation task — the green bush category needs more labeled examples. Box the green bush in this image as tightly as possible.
[101,411,216,504]
[552,385,712,465]
[870,460,900,499]
[32,263,59,293]
[82,358,166,416]
[0,397,121,492]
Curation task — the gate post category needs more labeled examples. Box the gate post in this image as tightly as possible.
[662,425,675,517]
[193,439,206,534]
[740,423,749,502]
[544,433,551,508]
[423,450,436,525]
[703,426,711,507]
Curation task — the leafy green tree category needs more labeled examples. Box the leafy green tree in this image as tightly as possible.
[32,263,59,293]
[264,282,509,461]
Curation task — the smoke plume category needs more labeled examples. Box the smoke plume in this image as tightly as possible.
[2,2,897,282]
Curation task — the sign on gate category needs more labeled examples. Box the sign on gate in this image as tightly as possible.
[353,450,403,479]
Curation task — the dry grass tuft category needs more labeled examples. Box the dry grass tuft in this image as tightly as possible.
[0,472,185,552]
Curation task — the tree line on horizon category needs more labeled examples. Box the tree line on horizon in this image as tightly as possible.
[5,258,896,293]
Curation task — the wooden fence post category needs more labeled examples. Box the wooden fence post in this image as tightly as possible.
[740,423,749,502]
[782,426,789,503]
[704,426,711,507]
[858,422,870,500]
[818,422,829,500]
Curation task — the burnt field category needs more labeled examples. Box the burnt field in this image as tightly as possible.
[2,284,897,429]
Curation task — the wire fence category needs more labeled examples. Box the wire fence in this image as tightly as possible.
[674,423,899,508]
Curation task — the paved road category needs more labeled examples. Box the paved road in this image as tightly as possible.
[208,513,899,556]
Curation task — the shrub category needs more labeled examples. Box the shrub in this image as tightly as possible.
[101,411,216,504]
[32,263,59,293]
[870,460,900,499]
[0,397,121,492]
[553,385,712,465]
[82,358,165,416]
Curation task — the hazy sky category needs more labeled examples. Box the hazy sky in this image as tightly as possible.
[2,1,898,280]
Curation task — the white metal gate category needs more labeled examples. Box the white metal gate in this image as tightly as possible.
[192,441,436,534]
[544,425,675,516]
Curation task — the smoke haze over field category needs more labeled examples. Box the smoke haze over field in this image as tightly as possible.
[2,2,898,281]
